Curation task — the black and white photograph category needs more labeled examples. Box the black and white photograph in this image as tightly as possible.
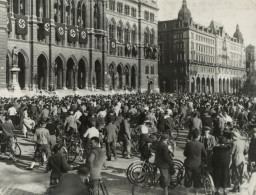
[0,0,256,194]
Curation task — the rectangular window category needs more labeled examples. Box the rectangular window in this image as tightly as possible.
[118,46,123,56]
[144,11,149,20]
[150,13,154,22]
[131,7,137,17]
[191,42,194,50]
[124,5,130,15]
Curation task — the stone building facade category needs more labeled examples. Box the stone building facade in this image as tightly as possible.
[3,0,159,92]
[158,0,246,93]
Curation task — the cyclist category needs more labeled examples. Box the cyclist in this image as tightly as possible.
[0,116,16,162]
[184,130,207,195]
[155,134,175,195]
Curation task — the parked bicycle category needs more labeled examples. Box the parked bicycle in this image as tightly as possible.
[0,134,21,157]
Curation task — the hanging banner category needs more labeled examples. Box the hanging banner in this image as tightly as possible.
[42,18,51,36]
[79,28,87,44]
[56,23,65,41]
[7,13,12,32]
[15,14,28,35]
[68,25,77,43]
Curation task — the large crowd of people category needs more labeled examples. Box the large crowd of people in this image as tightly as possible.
[0,92,255,195]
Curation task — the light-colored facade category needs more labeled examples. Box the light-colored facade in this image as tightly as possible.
[2,0,159,92]
[246,44,256,88]
[158,0,246,93]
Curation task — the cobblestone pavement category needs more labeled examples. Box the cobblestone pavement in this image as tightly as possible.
[0,132,254,195]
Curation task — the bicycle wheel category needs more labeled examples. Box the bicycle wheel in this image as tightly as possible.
[169,159,185,189]
[99,181,109,195]
[13,143,21,157]
[203,173,215,195]
[128,162,152,184]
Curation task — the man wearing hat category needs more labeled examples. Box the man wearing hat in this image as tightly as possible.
[154,134,175,195]
[200,126,216,170]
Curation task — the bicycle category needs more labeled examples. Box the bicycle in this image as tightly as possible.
[88,178,109,195]
[127,159,184,188]
[131,160,185,195]
[0,134,21,157]
[199,164,215,195]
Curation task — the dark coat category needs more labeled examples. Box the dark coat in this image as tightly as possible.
[212,145,231,188]
[184,140,207,168]
[104,123,118,143]
[155,141,173,169]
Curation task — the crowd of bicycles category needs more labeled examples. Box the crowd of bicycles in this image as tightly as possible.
[0,93,256,194]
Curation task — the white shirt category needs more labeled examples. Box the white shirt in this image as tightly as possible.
[141,125,149,134]
[8,107,17,116]
[83,127,100,139]
[74,110,82,119]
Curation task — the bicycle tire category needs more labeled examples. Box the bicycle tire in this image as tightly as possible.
[203,173,215,195]
[169,159,185,189]
[127,161,143,183]
[14,143,21,157]
[100,181,109,195]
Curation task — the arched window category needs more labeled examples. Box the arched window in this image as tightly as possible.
[36,0,46,17]
[65,0,75,25]
[144,28,149,45]
[54,0,64,23]
[77,1,86,28]
[151,65,154,74]
[13,0,26,15]
[131,24,137,43]
[117,21,123,43]
[124,23,130,43]
[150,29,155,45]
[109,18,116,39]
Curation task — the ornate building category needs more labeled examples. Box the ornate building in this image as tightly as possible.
[158,0,246,93]
[2,0,159,92]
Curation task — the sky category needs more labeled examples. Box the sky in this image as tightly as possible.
[157,0,256,46]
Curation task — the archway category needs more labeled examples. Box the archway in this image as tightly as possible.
[6,55,10,88]
[37,54,48,90]
[206,78,210,93]
[18,53,26,89]
[131,66,136,89]
[66,58,75,89]
[211,78,214,93]
[196,77,200,93]
[78,59,86,89]
[202,77,205,93]
[219,78,222,93]
[95,60,101,89]
[124,65,129,87]
[55,57,64,89]
[191,78,195,93]
[109,64,115,89]
[117,65,123,89]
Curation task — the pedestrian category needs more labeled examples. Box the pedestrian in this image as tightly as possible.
[119,114,132,159]
[104,118,118,161]
[247,128,256,195]
[212,136,231,195]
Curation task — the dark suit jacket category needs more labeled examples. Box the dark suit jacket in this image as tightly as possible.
[104,123,118,143]
[184,140,207,168]
[155,141,173,169]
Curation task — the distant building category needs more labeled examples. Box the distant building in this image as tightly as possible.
[1,0,159,92]
[158,0,246,93]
